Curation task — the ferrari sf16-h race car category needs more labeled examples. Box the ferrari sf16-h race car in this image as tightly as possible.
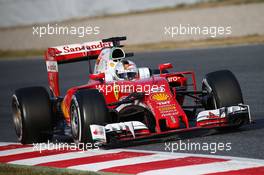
[12,37,251,146]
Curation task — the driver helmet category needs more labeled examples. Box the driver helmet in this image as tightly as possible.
[114,60,138,80]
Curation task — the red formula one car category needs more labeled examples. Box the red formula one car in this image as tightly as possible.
[12,37,251,145]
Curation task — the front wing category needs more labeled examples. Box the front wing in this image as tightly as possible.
[90,104,251,144]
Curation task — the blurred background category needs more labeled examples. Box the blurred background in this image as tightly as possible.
[0,0,264,56]
[0,0,199,27]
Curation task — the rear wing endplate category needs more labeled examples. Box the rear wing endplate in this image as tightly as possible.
[45,37,126,97]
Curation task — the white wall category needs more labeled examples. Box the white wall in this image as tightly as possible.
[0,0,199,27]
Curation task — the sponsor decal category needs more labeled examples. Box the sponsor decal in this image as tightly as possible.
[90,125,106,143]
[53,41,113,55]
[151,86,165,93]
[159,104,179,116]
[63,41,112,53]
[167,76,179,82]
[158,105,176,112]
[207,112,220,119]
[157,101,170,105]
[151,92,170,101]
[46,61,58,72]
[161,112,178,117]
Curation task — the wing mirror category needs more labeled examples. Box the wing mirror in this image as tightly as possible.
[89,73,105,80]
[159,63,173,73]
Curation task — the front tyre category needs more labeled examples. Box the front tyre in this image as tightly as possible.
[202,70,244,128]
[11,87,53,144]
[202,70,243,109]
[70,89,108,145]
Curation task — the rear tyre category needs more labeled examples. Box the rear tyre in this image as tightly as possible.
[70,89,108,145]
[11,87,53,144]
[202,70,244,128]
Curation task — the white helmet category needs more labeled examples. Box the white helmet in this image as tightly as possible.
[114,60,138,80]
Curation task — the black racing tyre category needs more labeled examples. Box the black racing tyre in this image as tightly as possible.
[151,69,169,75]
[11,87,53,144]
[70,89,108,145]
[202,70,243,109]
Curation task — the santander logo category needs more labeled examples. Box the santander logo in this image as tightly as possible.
[62,41,112,53]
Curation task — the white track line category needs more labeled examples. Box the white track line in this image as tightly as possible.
[0,143,60,157]
[69,153,187,171]
[121,149,264,163]
[0,147,36,156]
[10,149,120,165]
[0,142,14,146]
[2,142,264,175]
[139,160,264,175]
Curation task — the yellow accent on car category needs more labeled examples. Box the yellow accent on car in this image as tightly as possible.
[151,93,169,101]
[113,83,119,100]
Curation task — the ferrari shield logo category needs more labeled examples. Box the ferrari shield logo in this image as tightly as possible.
[113,82,119,100]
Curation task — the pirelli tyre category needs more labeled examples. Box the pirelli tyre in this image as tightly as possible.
[202,70,244,128]
[202,70,243,108]
[70,89,108,145]
[11,87,53,144]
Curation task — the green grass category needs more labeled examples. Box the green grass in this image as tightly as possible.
[0,163,124,175]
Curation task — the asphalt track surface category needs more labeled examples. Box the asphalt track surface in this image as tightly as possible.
[0,44,263,159]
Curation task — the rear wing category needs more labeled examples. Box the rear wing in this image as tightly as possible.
[45,36,126,97]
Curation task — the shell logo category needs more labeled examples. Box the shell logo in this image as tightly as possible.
[151,93,169,101]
